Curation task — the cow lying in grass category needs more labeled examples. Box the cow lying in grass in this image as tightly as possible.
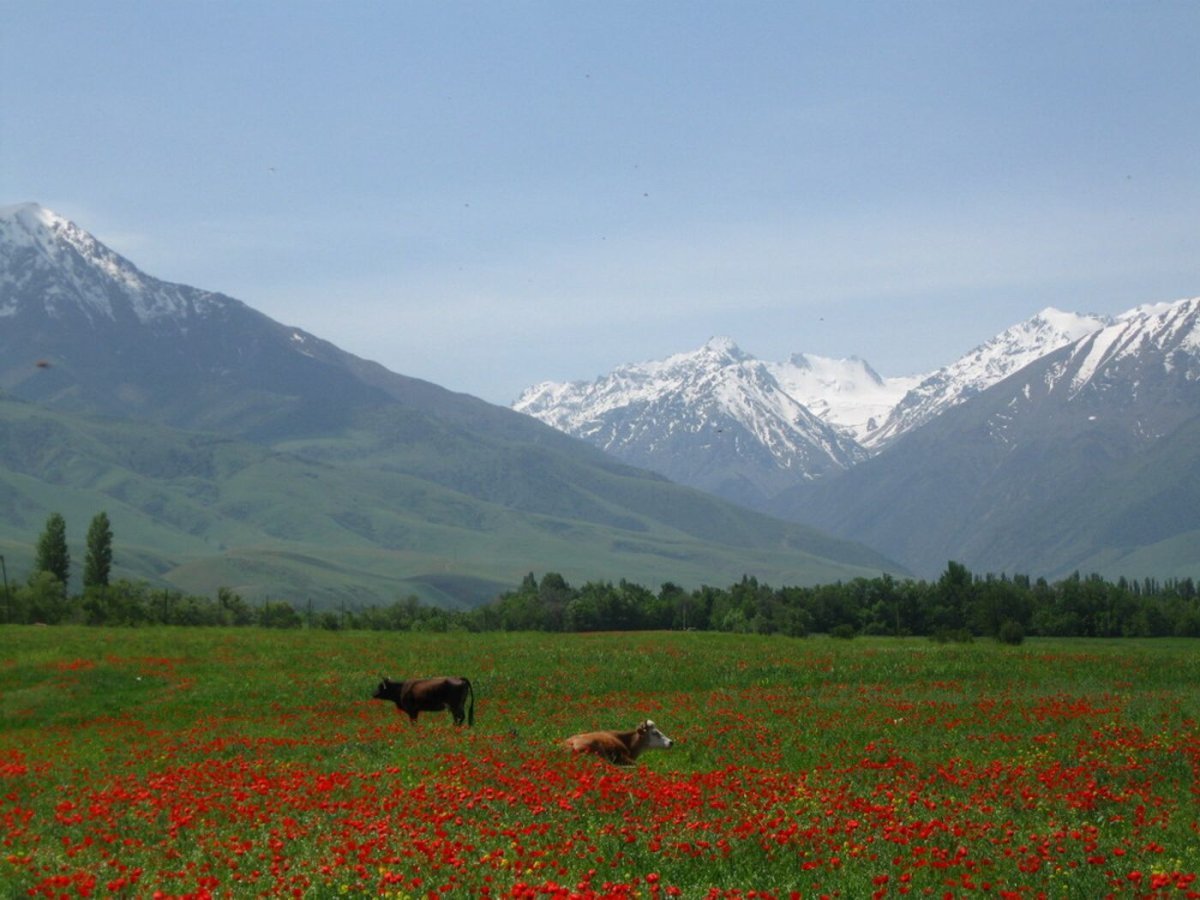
[563,719,674,765]
[372,676,475,726]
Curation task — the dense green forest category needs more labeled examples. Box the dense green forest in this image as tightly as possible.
[4,556,1198,640]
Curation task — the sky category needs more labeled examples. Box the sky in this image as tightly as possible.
[3,2,1198,405]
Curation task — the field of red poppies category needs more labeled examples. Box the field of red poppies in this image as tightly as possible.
[2,627,1198,898]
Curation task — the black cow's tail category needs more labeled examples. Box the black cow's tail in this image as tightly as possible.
[463,676,475,727]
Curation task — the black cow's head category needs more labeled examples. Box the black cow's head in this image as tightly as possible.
[372,677,401,702]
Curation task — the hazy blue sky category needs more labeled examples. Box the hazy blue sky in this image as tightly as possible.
[4,1,1198,404]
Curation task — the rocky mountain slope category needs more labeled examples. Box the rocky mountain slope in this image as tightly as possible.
[862,308,1111,450]
[773,297,1200,578]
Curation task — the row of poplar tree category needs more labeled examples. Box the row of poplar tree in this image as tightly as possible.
[31,512,114,589]
[3,512,113,621]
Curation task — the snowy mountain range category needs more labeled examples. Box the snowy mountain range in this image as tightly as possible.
[514,306,1120,502]
[862,308,1113,449]
[515,287,1200,579]
[515,337,867,507]
[0,202,896,603]
[777,295,1200,578]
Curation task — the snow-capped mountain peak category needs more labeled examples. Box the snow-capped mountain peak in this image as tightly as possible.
[1052,296,1200,397]
[0,202,56,235]
[0,202,222,325]
[514,338,867,506]
[863,306,1111,449]
[767,353,925,441]
[698,335,748,362]
[517,338,751,428]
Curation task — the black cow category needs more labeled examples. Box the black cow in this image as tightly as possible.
[372,676,475,726]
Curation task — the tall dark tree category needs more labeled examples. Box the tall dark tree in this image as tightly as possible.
[35,513,70,586]
[84,511,113,589]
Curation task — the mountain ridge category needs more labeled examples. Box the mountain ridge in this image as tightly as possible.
[0,203,901,604]
[772,296,1200,578]
[513,306,1117,505]
[863,307,1113,449]
[514,290,1200,581]
[515,337,866,508]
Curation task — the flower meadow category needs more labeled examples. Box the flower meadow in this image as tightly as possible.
[1,628,1198,899]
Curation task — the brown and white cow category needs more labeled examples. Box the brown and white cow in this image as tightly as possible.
[372,676,475,726]
[563,719,674,765]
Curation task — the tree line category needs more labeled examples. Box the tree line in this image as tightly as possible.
[458,565,1200,641]
[2,514,1198,639]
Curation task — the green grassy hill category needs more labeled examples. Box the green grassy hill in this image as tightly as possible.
[0,397,901,608]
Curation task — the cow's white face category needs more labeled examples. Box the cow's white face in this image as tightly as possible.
[639,719,674,749]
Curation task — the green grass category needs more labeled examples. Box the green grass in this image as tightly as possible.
[1,628,1198,897]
